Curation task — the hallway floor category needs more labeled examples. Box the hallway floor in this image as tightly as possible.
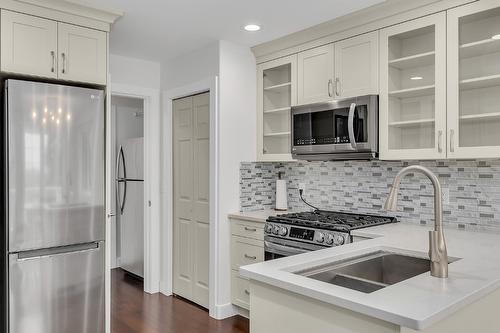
[112,269,249,333]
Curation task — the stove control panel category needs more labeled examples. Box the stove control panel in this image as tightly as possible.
[264,222,350,247]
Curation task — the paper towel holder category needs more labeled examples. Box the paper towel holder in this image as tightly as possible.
[275,171,288,211]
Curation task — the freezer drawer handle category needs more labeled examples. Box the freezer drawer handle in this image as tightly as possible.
[16,242,100,260]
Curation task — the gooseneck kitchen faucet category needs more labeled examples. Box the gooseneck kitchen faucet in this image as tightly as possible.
[385,165,448,278]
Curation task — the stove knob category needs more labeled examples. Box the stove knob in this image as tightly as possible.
[265,224,273,234]
[279,226,288,236]
[334,234,345,246]
[272,225,280,235]
[325,234,335,245]
[316,232,325,243]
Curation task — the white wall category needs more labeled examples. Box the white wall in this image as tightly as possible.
[161,40,256,318]
[215,40,257,314]
[161,42,219,91]
[110,54,161,89]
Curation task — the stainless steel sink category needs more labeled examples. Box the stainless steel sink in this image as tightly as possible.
[297,251,435,293]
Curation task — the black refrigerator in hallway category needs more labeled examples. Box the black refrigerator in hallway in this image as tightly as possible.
[1,80,105,333]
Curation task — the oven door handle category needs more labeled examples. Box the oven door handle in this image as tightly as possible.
[265,241,310,257]
[348,102,357,150]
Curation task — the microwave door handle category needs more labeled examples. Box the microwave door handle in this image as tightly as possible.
[348,103,357,150]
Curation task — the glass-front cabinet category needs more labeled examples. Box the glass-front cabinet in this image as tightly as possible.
[257,55,297,161]
[379,13,447,160]
[447,1,500,159]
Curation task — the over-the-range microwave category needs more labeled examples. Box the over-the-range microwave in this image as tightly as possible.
[291,95,378,161]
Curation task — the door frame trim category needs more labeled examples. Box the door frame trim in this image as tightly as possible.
[162,76,219,317]
[107,82,161,295]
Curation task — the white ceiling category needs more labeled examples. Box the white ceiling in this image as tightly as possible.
[80,0,384,62]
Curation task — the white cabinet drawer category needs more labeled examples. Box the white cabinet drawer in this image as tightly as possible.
[231,236,264,270]
[231,219,264,241]
[231,270,250,310]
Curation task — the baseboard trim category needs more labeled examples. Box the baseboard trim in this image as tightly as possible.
[211,302,238,320]
[159,280,172,296]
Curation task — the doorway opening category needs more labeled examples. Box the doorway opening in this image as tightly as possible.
[110,94,145,284]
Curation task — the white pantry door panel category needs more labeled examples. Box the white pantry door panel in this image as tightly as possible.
[297,44,334,104]
[58,23,107,85]
[192,93,210,308]
[173,97,194,299]
[334,31,379,98]
[173,92,210,308]
[1,10,57,78]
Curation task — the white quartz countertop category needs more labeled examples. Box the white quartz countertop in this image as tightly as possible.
[228,209,288,223]
[240,222,500,330]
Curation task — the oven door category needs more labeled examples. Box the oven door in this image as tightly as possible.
[291,95,378,156]
[264,238,326,261]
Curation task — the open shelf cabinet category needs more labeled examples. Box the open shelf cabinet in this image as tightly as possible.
[379,12,447,160]
[447,2,500,158]
[257,55,297,161]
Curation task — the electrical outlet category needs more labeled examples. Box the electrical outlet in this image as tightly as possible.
[442,188,450,204]
[299,183,306,192]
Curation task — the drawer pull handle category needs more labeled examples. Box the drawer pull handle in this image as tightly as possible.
[244,227,257,232]
[244,289,250,295]
[244,254,257,260]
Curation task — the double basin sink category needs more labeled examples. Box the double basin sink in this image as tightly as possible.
[297,251,441,293]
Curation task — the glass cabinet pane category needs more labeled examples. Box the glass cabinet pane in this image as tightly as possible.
[457,7,500,148]
[387,25,437,150]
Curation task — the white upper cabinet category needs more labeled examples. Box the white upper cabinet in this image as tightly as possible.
[297,44,334,105]
[257,55,297,161]
[1,10,58,78]
[447,1,500,159]
[334,31,379,98]
[58,23,107,85]
[379,13,447,160]
[0,9,107,85]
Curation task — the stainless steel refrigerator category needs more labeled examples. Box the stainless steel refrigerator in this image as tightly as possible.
[116,137,144,278]
[2,80,105,333]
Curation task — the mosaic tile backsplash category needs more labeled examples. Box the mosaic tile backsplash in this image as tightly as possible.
[240,160,500,232]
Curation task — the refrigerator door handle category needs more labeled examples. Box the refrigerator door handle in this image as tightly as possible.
[16,242,100,260]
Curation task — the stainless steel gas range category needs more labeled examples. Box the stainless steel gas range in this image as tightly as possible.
[264,210,397,260]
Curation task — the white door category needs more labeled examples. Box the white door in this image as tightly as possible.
[58,22,107,85]
[173,92,210,308]
[334,31,379,98]
[447,2,500,159]
[297,44,334,104]
[0,10,57,78]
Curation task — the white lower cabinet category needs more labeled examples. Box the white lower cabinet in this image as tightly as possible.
[230,218,264,311]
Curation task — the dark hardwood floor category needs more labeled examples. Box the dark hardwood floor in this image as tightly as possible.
[112,268,249,333]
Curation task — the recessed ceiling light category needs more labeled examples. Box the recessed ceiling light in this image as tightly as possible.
[410,76,423,80]
[244,24,261,32]
[492,34,500,40]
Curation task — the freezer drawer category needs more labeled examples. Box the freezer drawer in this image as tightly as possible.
[9,242,105,333]
[6,80,105,252]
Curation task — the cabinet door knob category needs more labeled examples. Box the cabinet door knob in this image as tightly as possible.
[328,79,333,97]
[244,254,257,260]
[244,227,257,232]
